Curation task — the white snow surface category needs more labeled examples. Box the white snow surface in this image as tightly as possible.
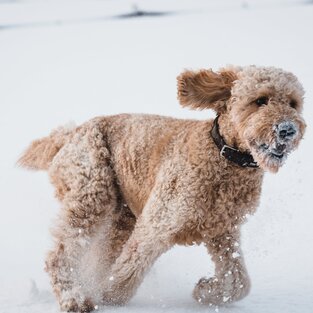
[1,0,313,312]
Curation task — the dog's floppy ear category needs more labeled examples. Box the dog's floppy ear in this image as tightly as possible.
[177,69,237,112]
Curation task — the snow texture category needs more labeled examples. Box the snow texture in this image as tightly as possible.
[0,0,313,313]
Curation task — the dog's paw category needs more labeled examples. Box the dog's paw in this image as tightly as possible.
[102,289,128,306]
[193,276,225,305]
[102,280,133,306]
[60,298,79,312]
[60,298,95,312]
[193,274,250,306]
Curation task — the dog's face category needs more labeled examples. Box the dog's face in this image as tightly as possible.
[177,66,306,172]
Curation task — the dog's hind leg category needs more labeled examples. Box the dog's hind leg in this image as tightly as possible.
[78,201,136,306]
[193,231,250,306]
[45,120,121,312]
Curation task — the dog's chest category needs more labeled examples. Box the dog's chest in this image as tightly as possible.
[216,172,261,212]
[175,168,263,245]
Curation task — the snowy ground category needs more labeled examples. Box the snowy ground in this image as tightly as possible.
[0,0,313,312]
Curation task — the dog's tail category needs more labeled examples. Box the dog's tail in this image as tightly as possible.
[17,124,75,171]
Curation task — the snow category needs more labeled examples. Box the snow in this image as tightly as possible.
[0,0,313,312]
[232,252,240,259]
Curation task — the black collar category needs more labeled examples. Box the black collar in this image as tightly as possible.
[210,116,259,168]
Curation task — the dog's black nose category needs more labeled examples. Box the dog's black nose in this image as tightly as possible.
[277,122,297,140]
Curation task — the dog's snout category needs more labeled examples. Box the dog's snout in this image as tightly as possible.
[276,122,297,140]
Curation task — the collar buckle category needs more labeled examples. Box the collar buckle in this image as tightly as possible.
[220,144,239,157]
[211,115,259,169]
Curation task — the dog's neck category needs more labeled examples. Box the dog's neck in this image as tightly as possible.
[217,114,245,152]
[213,115,259,168]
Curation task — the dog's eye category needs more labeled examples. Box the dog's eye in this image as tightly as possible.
[255,97,269,106]
[290,100,297,109]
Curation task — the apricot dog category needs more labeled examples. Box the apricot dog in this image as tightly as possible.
[19,65,306,312]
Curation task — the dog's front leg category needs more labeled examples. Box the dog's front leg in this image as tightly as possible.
[102,214,174,305]
[101,183,181,306]
[193,231,250,306]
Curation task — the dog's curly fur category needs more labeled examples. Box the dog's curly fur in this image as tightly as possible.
[18,65,306,312]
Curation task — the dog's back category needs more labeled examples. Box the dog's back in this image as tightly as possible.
[18,113,207,214]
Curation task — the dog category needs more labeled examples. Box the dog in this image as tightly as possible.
[18,65,306,312]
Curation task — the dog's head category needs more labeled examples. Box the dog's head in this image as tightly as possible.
[177,65,306,172]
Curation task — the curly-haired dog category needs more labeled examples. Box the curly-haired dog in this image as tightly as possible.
[19,65,306,312]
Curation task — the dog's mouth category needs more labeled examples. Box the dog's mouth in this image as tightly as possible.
[258,143,287,161]
[249,141,292,171]
[244,119,304,172]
